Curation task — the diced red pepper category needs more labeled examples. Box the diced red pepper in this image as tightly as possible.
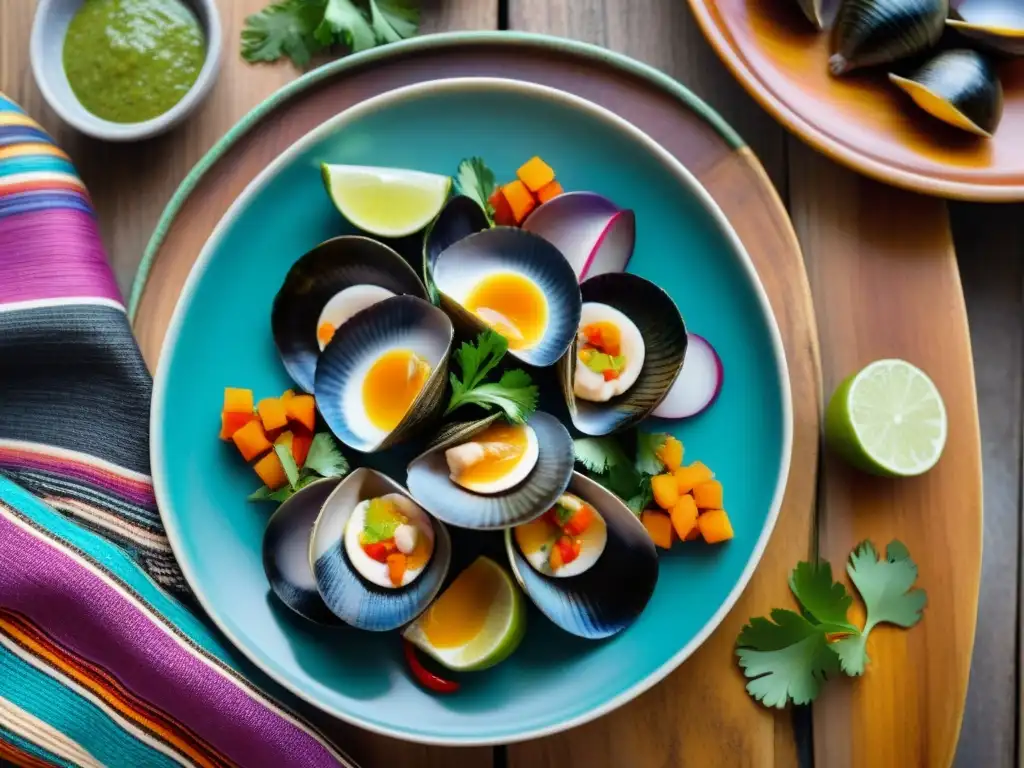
[554,536,581,567]
[562,505,594,537]
[403,640,460,693]
[602,369,620,381]
[362,540,395,562]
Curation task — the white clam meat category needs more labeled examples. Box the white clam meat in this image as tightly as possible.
[573,302,645,402]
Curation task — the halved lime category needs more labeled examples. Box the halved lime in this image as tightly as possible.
[402,556,526,672]
[824,359,947,477]
[321,164,451,238]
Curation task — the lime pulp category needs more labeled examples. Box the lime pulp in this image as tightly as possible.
[321,164,451,238]
[824,359,947,477]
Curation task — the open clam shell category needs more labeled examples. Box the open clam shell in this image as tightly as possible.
[504,472,658,639]
[558,273,687,436]
[314,295,453,453]
[405,411,575,530]
[948,1,1024,56]
[309,468,452,631]
[262,477,343,625]
[890,48,1004,136]
[432,227,582,368]
[423,195,490,301]
[272,236,428,392]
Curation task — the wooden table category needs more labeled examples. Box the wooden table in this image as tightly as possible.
[0,1,1014,766]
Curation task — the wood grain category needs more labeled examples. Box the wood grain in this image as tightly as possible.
[789,141,982,768]
[687,0,1024,201]
[948,203,1023,768]
[506,2,819,766]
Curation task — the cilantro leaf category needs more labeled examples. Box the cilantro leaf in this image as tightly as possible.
[573,437,630,474]
[832,634,869,677]
[445,332,538,423]
[241,0,325,66]
[788,560,859,633]
[736,609,841,708]
[316,0,376,51]
[274,442,301,489]
[303,433,350,478]
[625,481,653,517]
[368,0,418,42]
[456,158,497,222]
[635,431,670,475]
[848,540,927,630]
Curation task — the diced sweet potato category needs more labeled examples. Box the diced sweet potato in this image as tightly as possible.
[535,180,563,204]
[285,394,316,432]
[669,494,698,540]
[253,451,288,491]
[674,461,714,494]
[219,410,256,440]
[281,389,295,401]
[257,398,289,431]
[656,436,684,472]
[651,474,679,510]
[516,156,556,192]
[693,480,723,510]
[292,432,312,467]
[232,420,272,462]
[641,510,674,549]
[223,387,254,414]
[502,180,537,224]
[698,509,734,543]
[491,189,517,226]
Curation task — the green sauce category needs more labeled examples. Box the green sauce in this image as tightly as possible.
[62,0,205,124]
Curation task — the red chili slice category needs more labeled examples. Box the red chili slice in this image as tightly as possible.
[402,640,460,693]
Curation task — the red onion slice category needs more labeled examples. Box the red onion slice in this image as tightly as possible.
[652,333,723,419]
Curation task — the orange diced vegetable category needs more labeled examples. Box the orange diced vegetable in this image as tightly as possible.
[281,389,295,401]
[286,394,316,432]
[257,398,289,431]
[669,495,698,540]
[516,156,556,192]
[684,526,702,541]
[535,180,563,204]
[698,509,734,543]
[562,504,594,537]
[387,553,407,587]
[502,180,537,224]
[219,410,256,440]
[232,420,272,461]
[641,510,674,549]
[291,431,313,468]
[223,387,254,414]
[253,451,288,490]
[693,480,724,510]
[651,474,679,510]
[656,436,684,472]
[488,189,516,227]
[674,461,714,494]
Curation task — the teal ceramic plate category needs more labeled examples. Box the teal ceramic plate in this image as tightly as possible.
[151,77,791,745]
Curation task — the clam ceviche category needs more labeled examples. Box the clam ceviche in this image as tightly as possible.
[214,154,734,693]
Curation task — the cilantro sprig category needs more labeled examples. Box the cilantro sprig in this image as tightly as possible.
[241,0,419,68]
[445,330,538,424]
[736,541,927,708]
[456,158,498,224]
[249,432,351,503]
[573,431,672,515]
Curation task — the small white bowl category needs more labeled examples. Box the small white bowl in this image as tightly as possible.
[30,0,222,141]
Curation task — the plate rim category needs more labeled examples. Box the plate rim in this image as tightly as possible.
[149,77,793,745]
[686,0,1024,202]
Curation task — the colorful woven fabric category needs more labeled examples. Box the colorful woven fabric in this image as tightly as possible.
[0,97,357,767]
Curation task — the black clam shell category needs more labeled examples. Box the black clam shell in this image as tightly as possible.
[423,195,489,301]
[271,236,428,392]
[559,273,687,436]
[504,472,658,640]
[830,0,949,75]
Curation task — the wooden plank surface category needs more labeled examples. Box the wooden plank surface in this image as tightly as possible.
[789,142,982,768]
[948,204,1023,768]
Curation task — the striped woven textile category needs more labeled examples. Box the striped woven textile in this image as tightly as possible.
[0,95,357,767]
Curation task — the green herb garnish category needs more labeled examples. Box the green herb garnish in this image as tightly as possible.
[634,432,670,476]
[573,432,668,515]
[736,541,926,707]
[248,431,351,503]
[241,0,419,68]
[362,498,402,543]
[445,330,538,424]
[456,157,497,223]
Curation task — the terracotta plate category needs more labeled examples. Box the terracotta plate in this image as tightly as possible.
[688,0,1024,201]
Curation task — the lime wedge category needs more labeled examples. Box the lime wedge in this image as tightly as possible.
[825,359,947,477]
[402,556,526,672]
[321,164,451,238]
